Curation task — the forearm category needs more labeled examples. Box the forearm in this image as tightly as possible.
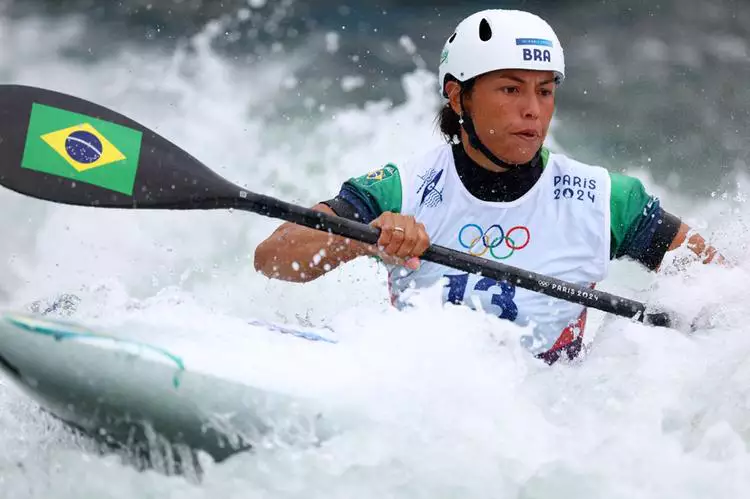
[253,205,373,282]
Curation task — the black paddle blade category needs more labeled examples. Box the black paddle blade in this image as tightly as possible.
[0,84,244,209]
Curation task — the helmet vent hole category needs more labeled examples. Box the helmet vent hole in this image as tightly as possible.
[448,32,457,43]
[478,18,492,41]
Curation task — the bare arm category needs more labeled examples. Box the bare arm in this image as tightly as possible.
[253,203,372,282]
[254,205,430,283]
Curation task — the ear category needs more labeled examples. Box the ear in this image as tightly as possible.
[445,80,463,116]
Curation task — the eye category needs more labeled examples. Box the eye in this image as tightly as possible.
[539,87,554,97]
[501,86,520,94]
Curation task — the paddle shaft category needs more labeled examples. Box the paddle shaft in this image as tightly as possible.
[205,190,668,326]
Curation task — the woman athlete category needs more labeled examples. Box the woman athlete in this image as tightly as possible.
[254,9,724,364]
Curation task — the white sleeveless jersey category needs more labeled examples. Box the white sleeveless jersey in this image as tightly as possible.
[386,144,612,354]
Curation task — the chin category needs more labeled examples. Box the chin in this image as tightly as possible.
[504,149,537,165]
[491,138,541,165]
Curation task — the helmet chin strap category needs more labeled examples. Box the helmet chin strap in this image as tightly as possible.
[459,92,521,170]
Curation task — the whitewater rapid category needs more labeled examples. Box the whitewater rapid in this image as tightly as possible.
[2,8,750,499]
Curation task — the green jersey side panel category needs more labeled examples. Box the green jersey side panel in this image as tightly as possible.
[609,172,655,258]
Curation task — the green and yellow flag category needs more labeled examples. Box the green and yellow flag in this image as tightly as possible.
[21,103,143,195]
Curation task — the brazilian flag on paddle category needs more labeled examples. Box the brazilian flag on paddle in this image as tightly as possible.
[21,103,143,195]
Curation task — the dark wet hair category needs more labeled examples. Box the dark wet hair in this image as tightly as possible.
[436,77,476,142]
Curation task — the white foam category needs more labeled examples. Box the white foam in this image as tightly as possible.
[1,8,750,499]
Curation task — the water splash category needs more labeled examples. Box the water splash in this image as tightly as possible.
[1,4,750,498]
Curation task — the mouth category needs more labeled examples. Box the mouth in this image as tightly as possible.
[513,129,540,141]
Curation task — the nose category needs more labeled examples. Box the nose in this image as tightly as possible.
[520,90,541,120]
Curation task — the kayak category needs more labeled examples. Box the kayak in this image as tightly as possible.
[0,311,338,472]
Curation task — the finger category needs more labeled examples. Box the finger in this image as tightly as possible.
[384,220,406,255]
[372,212,395,249]
[394,217,419,258]
[412,222,431,257]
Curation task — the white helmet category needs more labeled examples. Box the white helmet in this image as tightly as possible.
[438,9,565,97]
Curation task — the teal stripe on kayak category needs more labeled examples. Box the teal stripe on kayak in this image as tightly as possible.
[4,315,185,388]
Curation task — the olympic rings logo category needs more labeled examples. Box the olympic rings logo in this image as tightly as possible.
[458,223,531,260]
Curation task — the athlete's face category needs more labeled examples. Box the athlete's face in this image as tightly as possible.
[449,69,556,166]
